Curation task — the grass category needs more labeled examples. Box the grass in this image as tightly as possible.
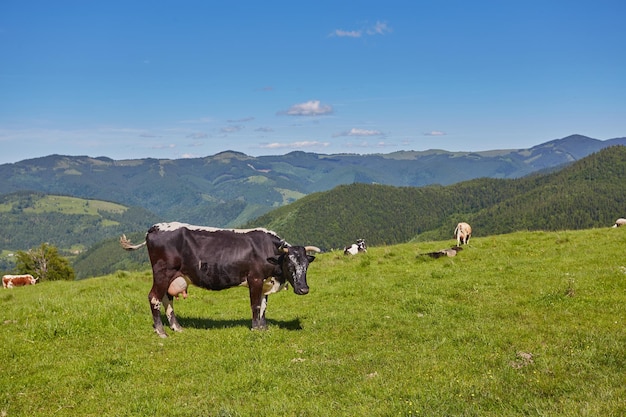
[1,228,625,416]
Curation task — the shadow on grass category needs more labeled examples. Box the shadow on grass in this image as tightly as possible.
[177,316,303,331]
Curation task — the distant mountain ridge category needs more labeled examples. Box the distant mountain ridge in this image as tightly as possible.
[0,134,624,227]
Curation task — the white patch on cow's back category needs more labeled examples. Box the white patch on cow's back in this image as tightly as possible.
[154,222,281,238]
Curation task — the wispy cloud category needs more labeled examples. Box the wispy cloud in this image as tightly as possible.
[179,117,213,124]
[259,140,330,150]
[186,132,208,139]
[151,143,176,150]
[220,125,244,133]
[345,140,394,149]
[255,127,274,133]
[330,21,392,38]
[227,117,255,123]
[332,29,362,38]
[334,128,384,137]
[278,100,333,116]
[424,131,447,136]
[367,21,391,36]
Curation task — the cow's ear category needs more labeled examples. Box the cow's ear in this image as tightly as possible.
[307,255,315,263]
[267,257,280,265]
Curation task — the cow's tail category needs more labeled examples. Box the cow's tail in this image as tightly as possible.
[120,234,147,251]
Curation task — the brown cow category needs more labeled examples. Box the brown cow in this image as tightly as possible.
[2,274,38,289]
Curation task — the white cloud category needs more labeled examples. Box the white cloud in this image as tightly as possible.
[332,29,362,38]
[255,127,274,133]
[367,21,391,36]
[334,128,384,137]
[424,131,447,136]
[331,21,391,38]
[279,100,333,116]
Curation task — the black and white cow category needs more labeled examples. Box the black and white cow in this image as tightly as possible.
[120,222,320,337]
[343,239,367,255]
[613,218,626,228]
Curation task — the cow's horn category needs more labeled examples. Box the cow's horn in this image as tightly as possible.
[304,246,321,253]
[282,247,290,253]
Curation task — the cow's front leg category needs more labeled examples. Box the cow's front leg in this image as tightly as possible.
[162,294,183,333]
[248,278,267,330]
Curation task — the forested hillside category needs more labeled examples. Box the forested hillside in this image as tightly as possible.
[1,135,624,227]
[0,192,160,252]
[0,192,160,275]
[247,146,626,249]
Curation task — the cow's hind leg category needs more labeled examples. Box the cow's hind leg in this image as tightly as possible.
[148,289,168,338]
[162,294,183,333]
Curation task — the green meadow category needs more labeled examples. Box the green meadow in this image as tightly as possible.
[1,228,625,416]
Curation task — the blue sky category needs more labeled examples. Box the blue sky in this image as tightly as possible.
[1,1,625,164]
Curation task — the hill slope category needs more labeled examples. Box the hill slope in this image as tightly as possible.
[0,134,624,227]
[2,228,625,416]
[247,146,626,249]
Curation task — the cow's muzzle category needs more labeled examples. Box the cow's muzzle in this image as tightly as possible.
[294,285,309,295]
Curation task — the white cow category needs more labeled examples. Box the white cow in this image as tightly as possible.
[454,222,472,245]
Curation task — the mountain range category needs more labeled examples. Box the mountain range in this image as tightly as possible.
[1,134,624,228]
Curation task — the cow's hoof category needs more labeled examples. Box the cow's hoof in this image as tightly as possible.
[171,326,184,333]
[154,329,168,338]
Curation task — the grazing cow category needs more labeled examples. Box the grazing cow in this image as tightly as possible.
[454,222,472,245]
[2,274,38,289]
[120,222,320,337]
[613,218,626,228]
[344,239,367,255]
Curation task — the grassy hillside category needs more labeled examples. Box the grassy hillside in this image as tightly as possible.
[2,228,625,416]
[248,146,626,249]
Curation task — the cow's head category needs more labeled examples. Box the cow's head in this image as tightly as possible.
[268,246,317,295]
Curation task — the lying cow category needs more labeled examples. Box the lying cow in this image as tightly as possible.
[2,274,38,289]
[344,239,367,255]
[454,222,472,245]
[423,246,463,259]
[120,222,320,337]
[613,218,626,228]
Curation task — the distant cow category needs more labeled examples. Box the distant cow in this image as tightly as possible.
[613,218,626,228]
[2,274,38,289]
[120,222,320,337]
[454,222,472,245]
[344,239,367,255]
